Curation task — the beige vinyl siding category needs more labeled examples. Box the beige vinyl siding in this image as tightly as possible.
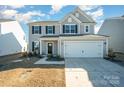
[72,12,91,22]
[61,16,79,34]
[80,24,94,34]
[42,41,46,55]
[55,25,60,35]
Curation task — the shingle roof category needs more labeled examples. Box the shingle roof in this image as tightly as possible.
[0,19,14,22]
[28,21,58,24]
[40,34,109,38]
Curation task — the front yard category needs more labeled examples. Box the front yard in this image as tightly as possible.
[0,55,65,87]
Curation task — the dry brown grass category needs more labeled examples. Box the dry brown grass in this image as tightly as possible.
[0,55,65,87]
[0,68,65,87]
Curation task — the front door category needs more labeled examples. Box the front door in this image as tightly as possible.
[48,43,53,54]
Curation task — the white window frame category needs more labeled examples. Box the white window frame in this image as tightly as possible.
[33,25,41,34]
[46,25,54,35]
[64,24,77,34]
[84,25,90,33]
[34,41,39,49]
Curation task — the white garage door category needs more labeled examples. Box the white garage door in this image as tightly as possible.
[64,41,103,58]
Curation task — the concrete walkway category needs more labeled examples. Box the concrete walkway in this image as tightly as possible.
[65,58,124,87]
[34,57,64,65]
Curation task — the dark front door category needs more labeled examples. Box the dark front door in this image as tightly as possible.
[48,43,53,54]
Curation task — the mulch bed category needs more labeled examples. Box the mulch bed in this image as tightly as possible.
[104,57,124,67]
[46,57,64,61]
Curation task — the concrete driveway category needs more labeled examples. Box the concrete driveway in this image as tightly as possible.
[65,58,124,87]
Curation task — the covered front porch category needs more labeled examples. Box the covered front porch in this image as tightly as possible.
[39,36,62,57]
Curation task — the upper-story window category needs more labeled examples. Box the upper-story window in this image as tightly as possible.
[84,25,90,33]
[46,26,55,34]
[63,24,77,34]
[32,26,41,34]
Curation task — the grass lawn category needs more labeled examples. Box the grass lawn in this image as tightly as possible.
[0,55,65,87]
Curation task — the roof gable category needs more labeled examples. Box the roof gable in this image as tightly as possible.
[72,7,96,23]
[59,13,82,24]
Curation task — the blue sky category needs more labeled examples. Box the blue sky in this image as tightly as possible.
[0,5,124,40]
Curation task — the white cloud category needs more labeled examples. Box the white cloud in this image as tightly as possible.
[79,5,104,34]
[8,5,25,9]
[87,8,103,20]
[15,11,46,23]
[1,9,18,18]
[49,5,65,15]
[0,9,46,23]
[95,20,104,34]
[79,5,99,11]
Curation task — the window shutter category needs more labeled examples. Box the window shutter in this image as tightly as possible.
[63,25,65,33]
[53,26,55,34]
[32,42,34,51]
[39,26,41,34]
[32,26,34,34]
[46,26,48,34]
[75,25,78,33]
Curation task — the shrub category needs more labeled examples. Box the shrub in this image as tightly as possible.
[108,48,116,60]
[27,52,33,57]
[47,54,53,59]
[21,52,28,57]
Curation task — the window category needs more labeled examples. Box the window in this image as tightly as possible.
[32,41,39,51]
[32,26,41,34]
[71,25,76,33]
[84,25,90,33]
[63,24,77,34]
[46,26,55,34]
[34,41,39,49]
[65,25,70,33]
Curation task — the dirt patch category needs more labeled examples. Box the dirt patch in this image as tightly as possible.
[0,56,65,87]
[0,68,65,87]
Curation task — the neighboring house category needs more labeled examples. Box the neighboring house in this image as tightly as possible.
[28,7,108,58]
[98,15,124,53]
[0,19,27,56]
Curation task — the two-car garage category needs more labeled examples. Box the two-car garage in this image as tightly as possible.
[64,41,104,58]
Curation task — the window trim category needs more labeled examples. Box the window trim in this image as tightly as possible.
[33,41,40,49]
[64,24,77,34]
[32,25,41,34]
[84,25,90,33]
[46,25,54,35]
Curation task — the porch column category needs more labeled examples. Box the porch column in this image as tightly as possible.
[78,23,80,34]
[58,39,61,56]
[60,24,62,34]
[40,40,42,55]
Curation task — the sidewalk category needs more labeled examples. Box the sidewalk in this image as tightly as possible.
[34,57,65,65]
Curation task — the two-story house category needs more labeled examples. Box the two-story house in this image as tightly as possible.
[98,15,124,54]
[0,19,27,56]
[28,7,108,58]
